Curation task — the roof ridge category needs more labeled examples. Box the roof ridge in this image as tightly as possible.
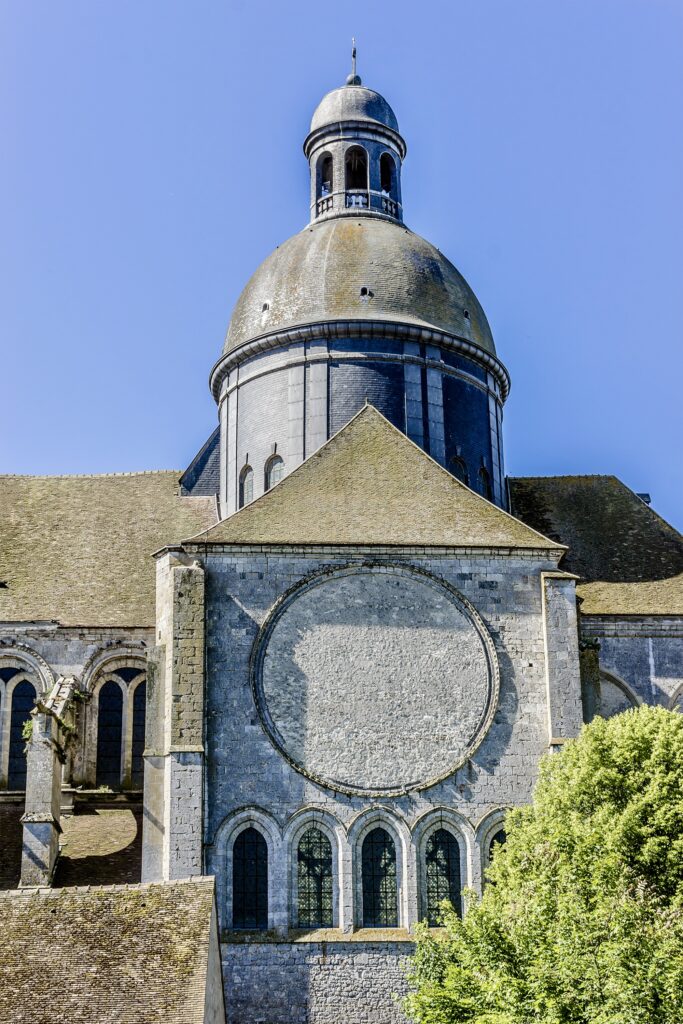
[510,473,619,482]
[0,469,182,480]
[188,405,565,550]
[0,876,214,899]
[359,408,566,549]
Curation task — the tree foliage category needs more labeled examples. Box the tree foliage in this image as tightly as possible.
[405,706,683,1024]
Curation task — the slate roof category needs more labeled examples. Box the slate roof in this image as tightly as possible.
[0,471,217,627]
[0,878,217,1024]
[223,216,496,355]
[509,476,683,616]
[310,81,400,134]
[188,406,563,551]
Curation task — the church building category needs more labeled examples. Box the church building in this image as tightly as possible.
[1,66,682,1024]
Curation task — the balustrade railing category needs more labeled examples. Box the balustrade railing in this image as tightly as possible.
[345,190,369,209]
[312,190,402,219]
[316,195,334,215]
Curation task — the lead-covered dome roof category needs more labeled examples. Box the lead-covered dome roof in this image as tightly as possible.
[224,217,495,356]
[310,83,399,134]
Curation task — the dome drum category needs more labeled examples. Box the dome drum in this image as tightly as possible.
[215,327,507,519]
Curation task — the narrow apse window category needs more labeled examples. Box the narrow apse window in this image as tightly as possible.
[239,465,254,508]
[479,466,492,501]
[450,456,469,487]
[264,455,284,492]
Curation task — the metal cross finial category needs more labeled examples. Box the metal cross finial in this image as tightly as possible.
[351,38,357,79]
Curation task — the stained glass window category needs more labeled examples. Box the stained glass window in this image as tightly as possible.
[297,827,333,928]
[233,827,268,929]
[96,680,123,789]
[362,827,398,928]
[8,680,36,790]
[425,828,461,925]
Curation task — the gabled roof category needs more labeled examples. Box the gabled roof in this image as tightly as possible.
[509,475,683,616]
[0,471,217,627]
[0,878,220,1024]
[189,406,562,551]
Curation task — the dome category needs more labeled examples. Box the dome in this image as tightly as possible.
[310,83,399,135]
[224,217,495,356]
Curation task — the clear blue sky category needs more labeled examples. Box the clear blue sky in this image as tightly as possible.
[2,0,682,528]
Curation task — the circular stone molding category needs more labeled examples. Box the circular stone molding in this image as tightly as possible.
[251,563,499,796]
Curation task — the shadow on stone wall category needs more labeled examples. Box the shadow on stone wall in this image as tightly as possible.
[54,804,142,887]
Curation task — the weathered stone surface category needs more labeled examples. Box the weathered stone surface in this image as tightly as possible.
[223,940,411,1024]
[256,565,497,793]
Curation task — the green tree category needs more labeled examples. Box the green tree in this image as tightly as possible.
[405,706,683,1024]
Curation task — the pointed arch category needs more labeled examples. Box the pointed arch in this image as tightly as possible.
[7,678,37,790]
[95,677,125,789]
[348,807,411,929]
[477,808,510,883]
[0,647,52,789]
[213,807,284,932]
[413,809,474,921]
[284,807,344,929]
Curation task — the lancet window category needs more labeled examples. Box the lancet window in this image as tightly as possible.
[8,678,36,790]
[96,680,123,788]
[297,827,333,928]
[361,827,398,927]
[425,828,462,924]
[233,827,268,930]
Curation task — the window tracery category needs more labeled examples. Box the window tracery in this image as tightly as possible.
[425,828,461,923]
[361,827,398,927]
[297,826,333,928]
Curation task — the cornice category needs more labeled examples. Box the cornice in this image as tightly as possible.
[209,319,511,403]
[303,119,407,160]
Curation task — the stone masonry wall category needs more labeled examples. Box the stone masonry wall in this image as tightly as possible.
[580,615,683,709]
[149,552,206,880]
[541,574,584,744]
[0,623,152,791]
[223,941,411,1024]
[218,336,505,514]
[200,544,574,933]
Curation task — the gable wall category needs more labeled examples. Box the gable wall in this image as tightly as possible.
[201,544,579,1023]
[202,546,573,906]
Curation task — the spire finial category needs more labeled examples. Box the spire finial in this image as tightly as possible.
[346,38,361,86]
